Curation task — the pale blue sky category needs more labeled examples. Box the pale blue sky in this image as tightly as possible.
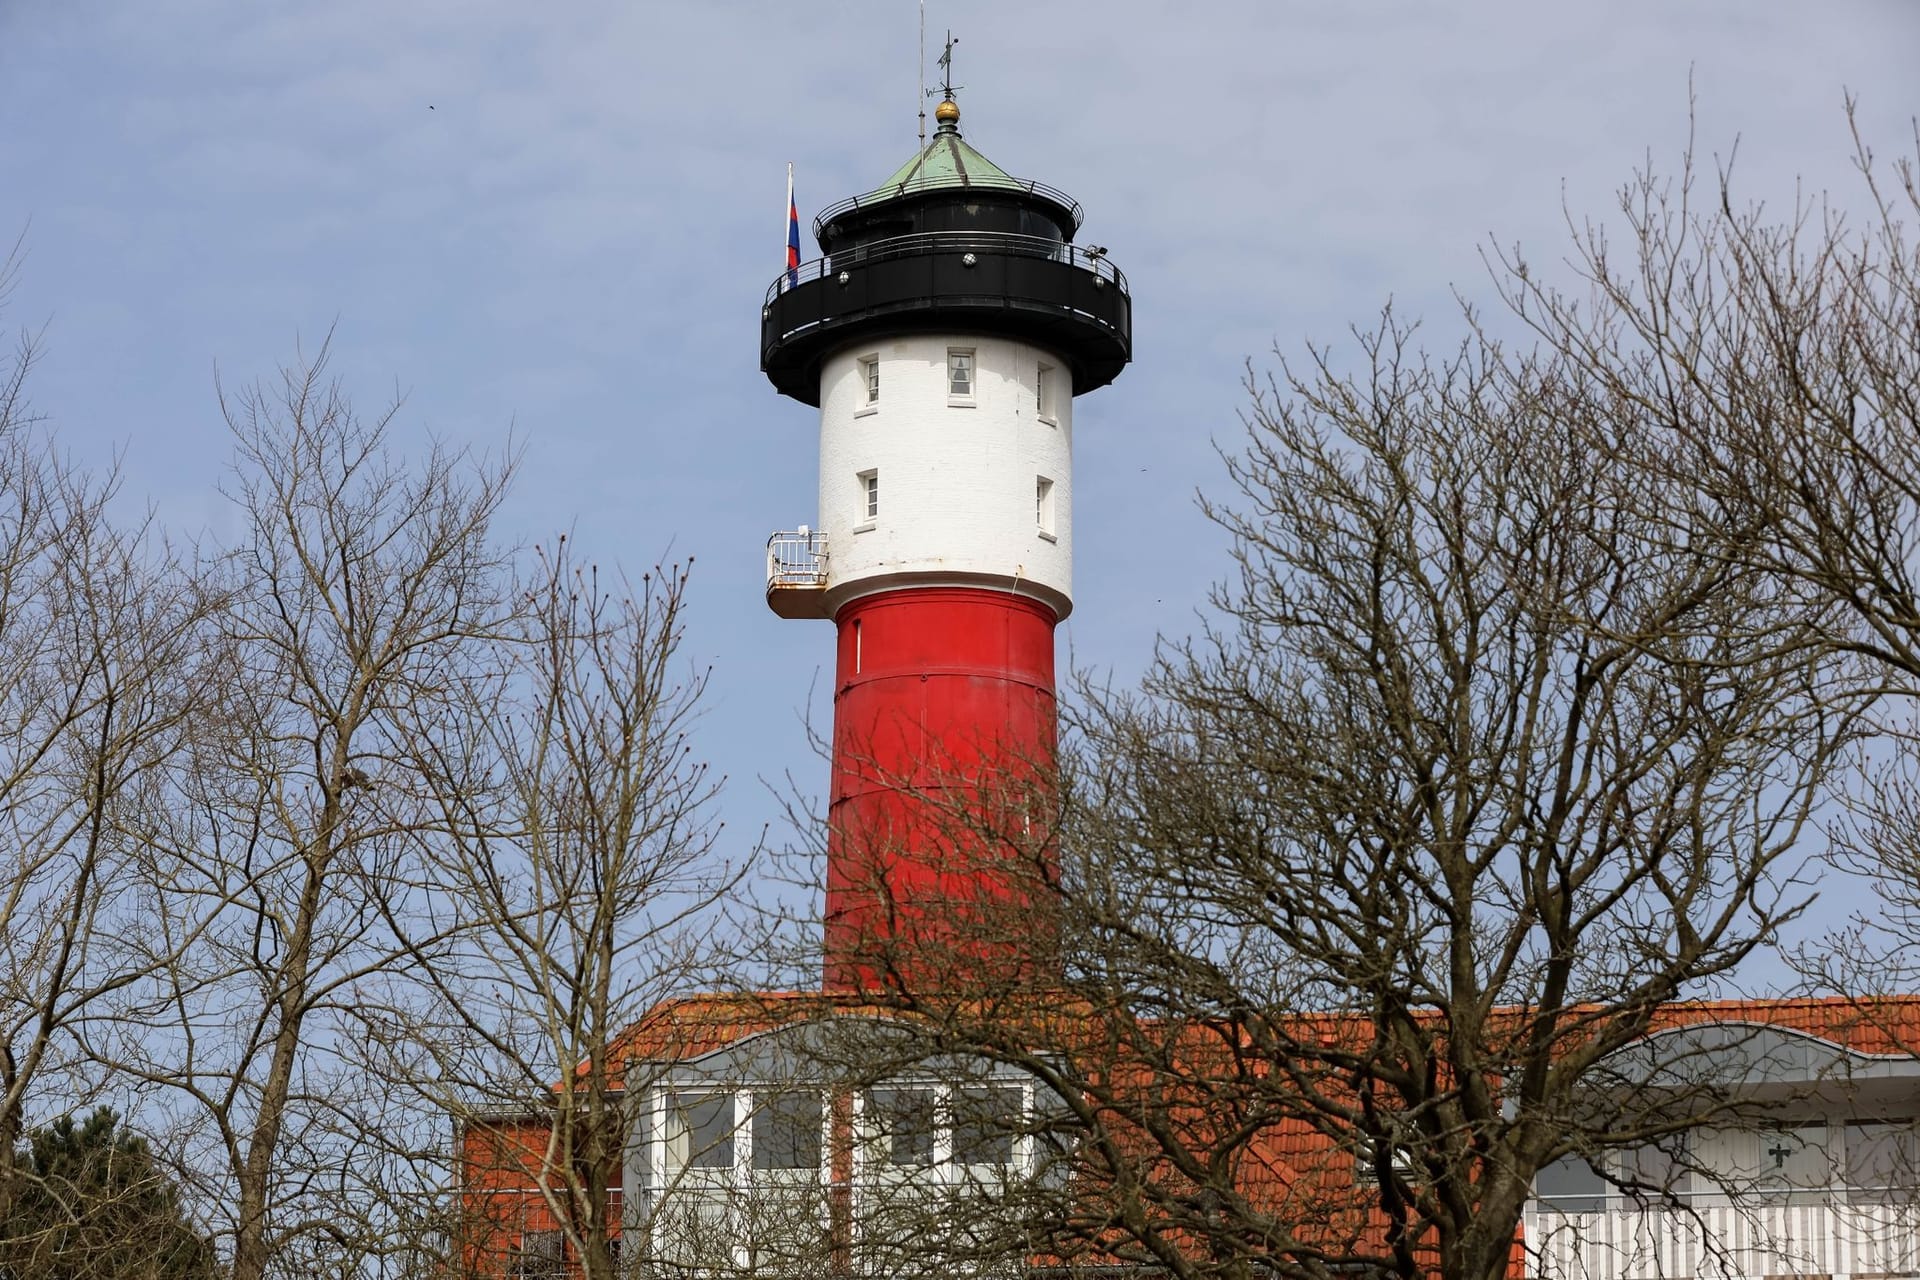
[2,1,1915,921]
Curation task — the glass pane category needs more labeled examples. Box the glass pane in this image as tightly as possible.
[753,1092,824,1171]
[1535,1154,1606,1213]
[865,360,879,401]
[953,1085,1022,1166]
[669,1091,734,1169]
[949,352,973,396]
[1846,1123,1918,1200]
[1619,1134,1688,1201]
[867,1088,936,1166]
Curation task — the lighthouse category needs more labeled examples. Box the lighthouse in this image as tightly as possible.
[762,91,1131,992]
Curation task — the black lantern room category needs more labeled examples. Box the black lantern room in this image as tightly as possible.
[760,99,1132,406]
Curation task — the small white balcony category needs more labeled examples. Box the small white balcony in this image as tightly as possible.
[767,529,829,620]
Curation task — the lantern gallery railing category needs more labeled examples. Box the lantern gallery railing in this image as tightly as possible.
[760,232,1132,403]
[767,232,1125,303]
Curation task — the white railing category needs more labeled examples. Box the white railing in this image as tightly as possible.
[767,530,827,591]
[1524,1201,1920,1279]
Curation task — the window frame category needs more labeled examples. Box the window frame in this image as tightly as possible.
[751,1089,827,1174]
[1036,361,1058,425]
[856,355,880,416]
[946,348,977,405]
[857,1078,1032,1183]
[1035,476,1056,541]
[856,469,878,531]
[1845,1119,1920,1203]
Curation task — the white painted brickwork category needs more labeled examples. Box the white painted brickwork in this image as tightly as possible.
[816,334,1075,618]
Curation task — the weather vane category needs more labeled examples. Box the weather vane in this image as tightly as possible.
[932,30,961,103]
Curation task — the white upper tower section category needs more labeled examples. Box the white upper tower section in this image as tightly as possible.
[758,94,1130,623]
[817,335,1074,619]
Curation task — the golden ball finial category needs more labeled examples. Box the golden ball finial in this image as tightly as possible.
[934,99,960,126]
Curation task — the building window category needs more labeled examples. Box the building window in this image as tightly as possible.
[952,1085,1023,1167]
[1533,1153,1606,1214]
[1615,1134,1689,1205]
[665,1090,735,1171]
[947,348,975,399]
[861,355,880,405]
[1035,476,1055,539]
[1744,1124,1833,1202]
[863,1082,1032,1174]
[1036,361,1057,422]
[857,470,878,526]
[752,1092,825,1171]
[1846,1121,1920,1203]
[867,1087,938,1166]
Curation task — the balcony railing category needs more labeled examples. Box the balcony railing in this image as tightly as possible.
[760,232,1132,404]
[1524,1201,1920,1279]
[767,233,1126,303]
[766,530,828,620]
[768,530,827,589]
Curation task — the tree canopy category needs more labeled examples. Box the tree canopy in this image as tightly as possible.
[1,1108,220,1280]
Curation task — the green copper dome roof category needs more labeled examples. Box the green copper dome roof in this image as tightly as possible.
[811,104,1084,239]
[873,121,1028,196]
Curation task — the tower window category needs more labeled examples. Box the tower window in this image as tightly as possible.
[1036,476,1055,538]
[858,469,879,525]
[947,349,975,399]
[1037,362,1057,422]
[861,355,880,404]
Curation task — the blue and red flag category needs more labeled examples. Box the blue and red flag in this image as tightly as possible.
[786,163,801,289]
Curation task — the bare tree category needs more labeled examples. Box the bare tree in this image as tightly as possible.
[1488,106,1920,996]
[371,545,735,1280]
[0,248,209,1252]
[832,306,1873,1280]
[97,340,515,1280]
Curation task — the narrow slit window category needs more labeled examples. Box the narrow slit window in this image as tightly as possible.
[862,356,880,404]
[948,349,974,398]
[1037,362,1056,420]
[1036,476,1055,536]
[859,470,879,522]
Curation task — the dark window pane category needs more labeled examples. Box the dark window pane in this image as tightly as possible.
[1535,1154,1606,1213]
[868,1088,936,1166]
[954,1085,1022,1166]
[753,1092,823,1171]
[672,1091,734,1169]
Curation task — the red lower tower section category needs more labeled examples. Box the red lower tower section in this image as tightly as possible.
[824,588,1059,992]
